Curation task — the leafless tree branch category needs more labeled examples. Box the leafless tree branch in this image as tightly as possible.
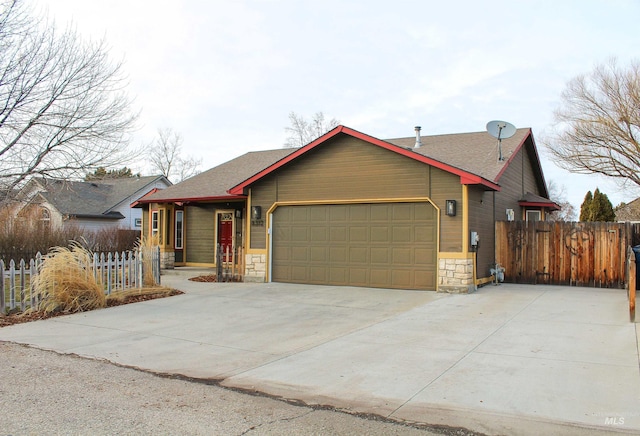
[0,0,138,195]
[545,58,640,187]
[147,127,201,183]
[284,111,340,148]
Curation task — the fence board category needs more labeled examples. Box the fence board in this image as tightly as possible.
[496,221,631,289]
[3,249,161,313]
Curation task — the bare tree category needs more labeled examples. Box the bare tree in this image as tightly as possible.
[545,59,640,187]
[147,128,202,183]
[284,111,340,148]
[0,0,138,195]
[546,180,577,221]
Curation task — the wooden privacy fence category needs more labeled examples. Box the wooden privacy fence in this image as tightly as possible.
[495,221,634,288]
[1,247,161,313]
[627,246,637,322]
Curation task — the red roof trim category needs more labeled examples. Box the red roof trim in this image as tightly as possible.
[519,201,561,211]
[229,125,501,194]
[494,128,531,183]
[136,194,246,205]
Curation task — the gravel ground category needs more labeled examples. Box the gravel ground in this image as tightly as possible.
[0,342,479,436]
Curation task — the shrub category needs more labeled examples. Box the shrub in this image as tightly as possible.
[33,244,106,314]
[0,207,140,262]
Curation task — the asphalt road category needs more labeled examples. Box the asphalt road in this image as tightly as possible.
[0,342,479,436]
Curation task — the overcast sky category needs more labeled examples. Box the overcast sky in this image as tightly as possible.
[34,0,640,213]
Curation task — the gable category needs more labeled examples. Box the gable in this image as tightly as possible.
[250,134,461,202]
[230,126,500,195]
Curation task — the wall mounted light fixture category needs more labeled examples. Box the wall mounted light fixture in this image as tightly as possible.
[251,206,262,220]
[445,200,456,217]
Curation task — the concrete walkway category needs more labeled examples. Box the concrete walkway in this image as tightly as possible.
[1,272,639,435]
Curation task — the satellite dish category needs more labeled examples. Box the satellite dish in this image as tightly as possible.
[486,120,516,161]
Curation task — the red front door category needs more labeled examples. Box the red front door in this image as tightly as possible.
[218,213,233,262]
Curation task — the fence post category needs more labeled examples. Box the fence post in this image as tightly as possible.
[19,259,26,312]
[0,259,4,312]
[9,259,15,310]
[216,244,222,281]
[106,252,113,295]
[136,249,142,288]
[629,246,636,323]
[154,246,161,285]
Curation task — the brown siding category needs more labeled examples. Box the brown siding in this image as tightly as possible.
[431,167,463,252]
[468,187,496,277]
[250,180,276,249]
[185,204,215,263]
[249,135,464,252]
[142,208,149,237]
[495,138,542,220]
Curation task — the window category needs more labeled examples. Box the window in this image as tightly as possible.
[40,207,50,230]
[175,210,184,249]
[526,210,541,222]
[134,218,142,227]
[151,211,159,241]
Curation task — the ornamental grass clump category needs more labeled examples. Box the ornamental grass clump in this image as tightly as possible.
[33,244,106,314]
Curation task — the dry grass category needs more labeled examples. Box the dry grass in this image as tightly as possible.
[105,286,175,304]
[136,236,159,287]
[32,244,106,314]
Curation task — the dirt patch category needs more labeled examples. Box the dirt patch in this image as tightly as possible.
[189,274,242,283]
[0,289,184,328]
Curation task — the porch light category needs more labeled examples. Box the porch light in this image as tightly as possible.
[251,206,262,220]
[445,200,456,217]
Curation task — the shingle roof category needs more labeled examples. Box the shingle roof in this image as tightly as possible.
[143,126,536,203]
[35,176,169,218]
[615,197,640,222]
[385,128,531,183]
[145,148,295,202]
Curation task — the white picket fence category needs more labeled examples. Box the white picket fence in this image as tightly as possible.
[1,247,161,313]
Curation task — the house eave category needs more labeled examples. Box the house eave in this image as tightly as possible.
[135,194,247,206]
[228,125,501,195]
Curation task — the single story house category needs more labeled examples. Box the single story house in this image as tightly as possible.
[138,125,558,292]
[14,176,172,231]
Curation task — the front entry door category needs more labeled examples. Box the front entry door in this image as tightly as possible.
[217,212,234,262]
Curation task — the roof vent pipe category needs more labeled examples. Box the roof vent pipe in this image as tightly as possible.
[414,126,422,148]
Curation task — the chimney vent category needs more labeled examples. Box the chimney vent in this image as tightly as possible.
[414,126,422,148]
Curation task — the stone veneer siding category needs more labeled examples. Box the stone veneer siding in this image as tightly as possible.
[438,257,475,293]
[244,253,267,282]
[160,251,175,270]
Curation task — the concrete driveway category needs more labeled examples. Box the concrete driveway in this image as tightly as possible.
[1,272,639,435]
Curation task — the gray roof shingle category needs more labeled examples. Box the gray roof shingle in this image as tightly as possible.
[144,127,533,203]
[35,176,169,218]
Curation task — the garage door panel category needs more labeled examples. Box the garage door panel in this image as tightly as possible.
[349,226,368,242]
[310,246,327,262]
[370,247,389,264]
[392,226,411,242]
[272,203,436,290]
[370,227,389,242]
[330,227,347,242]
[310,226,327,242]
[370,204,389,221]
[309,266,327,282]
[349,247,368,263]
[291,227,309,242]
[391,247,411,265]
[348,268,368,285]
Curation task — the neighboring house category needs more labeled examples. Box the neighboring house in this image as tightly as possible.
[138,125,558,292]
[14,176,172,231]
[615,198,640,223]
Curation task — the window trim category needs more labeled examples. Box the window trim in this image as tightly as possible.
[175,210,184,249]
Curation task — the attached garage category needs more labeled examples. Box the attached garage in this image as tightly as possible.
[271,202,437,290]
